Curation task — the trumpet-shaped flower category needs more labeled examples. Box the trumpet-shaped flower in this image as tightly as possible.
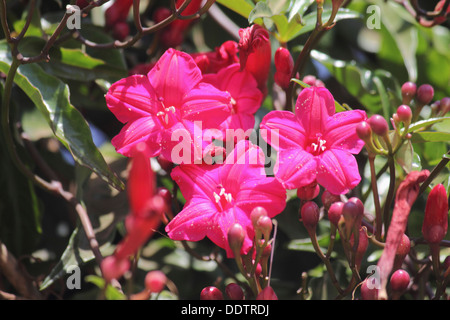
[101,143,166,281]
[165,141,286,257]
[260,87,367,195]
[106,48,232,163]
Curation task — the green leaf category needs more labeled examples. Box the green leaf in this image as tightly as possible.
[288,0,315,22]
[0,40,124,191]
[216,0,255,19]
[85,275,126,300]
[372,0,418,82]
[311,50,400,115]
[0,117,42,255]
[406,117,450,133]
[289,8,362,40]
[410,131,450,143]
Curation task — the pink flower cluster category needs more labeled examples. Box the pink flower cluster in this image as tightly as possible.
[105,24,367,264]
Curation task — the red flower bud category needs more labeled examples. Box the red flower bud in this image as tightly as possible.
[416,84,434,105]
[356,121,372,141]
[368,114,389,136]
[274,47,294,90]
[297,182,320,201]
[101,255,131,282]
[238,25,271,95]
[422,184,448,244]
[145,270,167,293]
[393,233,410,271]
[440,97,450,115]
[250,206,268,226]
[225,283,245,300]
[342,197,364,237]
[360,279,378,300]
[349,227,369,269]
[396,105,412,124]
[328,201,344,226]
[256,286,278,300]
[256,215,273,240]
[321,190,341,211]
[389,269,410,294]
[300,201,320,232]
[105,0,133,28]
[227,223,246,255]
[401,81,416,105]
[200,286,224,300]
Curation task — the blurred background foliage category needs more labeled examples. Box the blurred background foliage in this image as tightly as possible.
[0,0,449,300]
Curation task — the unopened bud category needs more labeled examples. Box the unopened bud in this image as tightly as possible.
[300,201,320,232]
[256,215,273,240]
[368,114,389,137]
[256,286,278,300]
[342,197,364,237]
[297,182,320,201]
[416,84,434,105]
[321,190,341,211]
[422,184,448,244]
[200,286,224,300]
[440,97,450,114]
[251,206,268,226]
[396,105,412,125]
[328,201,344,227]
[350,227,369,269]
[393,233,410,271]
[145,270,167,293]
[101,255,130,282]
[360,279,379,300]
[389,269,410,294]
[225,283,245,300]
[401,81,416,105]
[227,223,246,255]
[356,121,373,142]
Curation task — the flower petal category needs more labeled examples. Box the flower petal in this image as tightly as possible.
[295,87,335,136]
[316,149,361,195]
[148,48,203,107]
[170,164,221,202]
[260,110,306,151]
[105,74,159,123]
[181,82,232,129]
[165,199,218,242]
[111,116,162,157]
[325,110,367,154]
[236,178,286,218]
[274,148,317,189]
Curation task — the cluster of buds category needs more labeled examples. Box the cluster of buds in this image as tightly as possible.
[225,206,277,299]
[104,0,133,41]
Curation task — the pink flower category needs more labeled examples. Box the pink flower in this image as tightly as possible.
[203,63,263,133]
[190,41,239,74]
[274,47,294,90]
[260,87,367,195]
[238,25,271,96]
[105,48,232,163]
[165,141,286,258]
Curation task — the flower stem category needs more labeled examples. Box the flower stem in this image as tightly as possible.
[368,154,383,241]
